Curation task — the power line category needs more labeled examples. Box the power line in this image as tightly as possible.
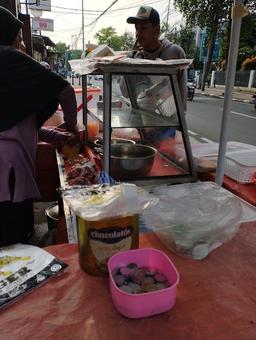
[49,0,165,15]
[83,0,119,28]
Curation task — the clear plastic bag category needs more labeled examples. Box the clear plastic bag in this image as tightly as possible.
[143,182,243,260]
[61,183,158,221]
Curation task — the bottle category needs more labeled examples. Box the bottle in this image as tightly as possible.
[87,115,99,141]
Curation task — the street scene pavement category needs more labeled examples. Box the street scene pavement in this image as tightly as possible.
[196,84,255,103]
[69,75,255,103]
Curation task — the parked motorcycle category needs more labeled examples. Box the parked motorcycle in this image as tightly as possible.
[187,79,195,101]
[251,94,256,110]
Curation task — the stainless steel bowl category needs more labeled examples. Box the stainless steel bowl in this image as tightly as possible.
[111,138,136,145]
[94,138,135,148]
[110,144,157,179]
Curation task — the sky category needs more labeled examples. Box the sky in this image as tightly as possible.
[23,0,183,50]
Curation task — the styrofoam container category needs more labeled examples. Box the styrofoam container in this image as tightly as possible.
[225,150,256,183]
[108,248,179,318]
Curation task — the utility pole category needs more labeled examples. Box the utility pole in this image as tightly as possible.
[166,0,171,31]
[216,0,248,185]
[82,0,85,51]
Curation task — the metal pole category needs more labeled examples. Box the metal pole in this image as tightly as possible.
[82,0,85,51]
[166,0,171,29]
[216,0,247,185]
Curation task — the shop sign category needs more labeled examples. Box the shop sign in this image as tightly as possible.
[28,0,51,12]
[32,17,54,32]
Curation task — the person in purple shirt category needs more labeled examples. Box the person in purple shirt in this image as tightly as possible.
[0,7,79,246]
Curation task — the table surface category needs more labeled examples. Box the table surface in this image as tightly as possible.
[1,223,256,340]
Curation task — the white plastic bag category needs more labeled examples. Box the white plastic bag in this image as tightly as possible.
[143,182,243,260]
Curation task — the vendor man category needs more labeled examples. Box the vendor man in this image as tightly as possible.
[127,5,187,110]
[125,6,187,143]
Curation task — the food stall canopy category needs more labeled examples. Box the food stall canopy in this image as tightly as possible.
[216,0,248,185]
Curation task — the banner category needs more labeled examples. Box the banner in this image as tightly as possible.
[32,17,54,32]
[29,0,51,11]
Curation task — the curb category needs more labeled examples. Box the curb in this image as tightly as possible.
[196,91,251,103]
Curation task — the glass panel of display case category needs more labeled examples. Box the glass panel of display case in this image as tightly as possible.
[91,74,179,129]
[112,74,179,128]
[81,58,197,184]
[109,128,190,181]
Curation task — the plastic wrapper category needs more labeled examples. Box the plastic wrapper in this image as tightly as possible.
[143,182,243,260]
[0,244,68,309]
[69,56,192,76]
[61,183,158,221]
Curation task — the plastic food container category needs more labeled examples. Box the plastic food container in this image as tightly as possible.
[108,248,179,318]
[142,182,243,260]
[225,150,256,183]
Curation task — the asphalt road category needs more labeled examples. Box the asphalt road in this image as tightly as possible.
[76,76,256,147]
[186,94,256,146]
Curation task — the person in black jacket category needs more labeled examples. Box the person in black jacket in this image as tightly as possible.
[0,6,79,246]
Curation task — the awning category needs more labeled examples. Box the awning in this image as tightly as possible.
[32,34,55,48]
[41,35,55,47]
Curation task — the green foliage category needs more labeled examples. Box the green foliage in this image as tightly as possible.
[55,41,68,55]
[94,27,134,51]
[239,13,256,49]
[173,0,229,30]
[192,47,203,70]
[238,46,256,69]
[175,26,196,58]
[69,49,83,60]
[241,56,256,70]
[123,31,135,50]
[219,11,256,69]
[173,0,230,89]
[54,41,69,65]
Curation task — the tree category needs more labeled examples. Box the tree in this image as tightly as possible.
[94,27,134,51]
[55,41,69,65]
[219,11,256,69]
[69,49,83,60]
[173,0,230,91]
[241,56,256,70]
[55,41,68,55]
[123,31,135,50]
[168,25,196,58]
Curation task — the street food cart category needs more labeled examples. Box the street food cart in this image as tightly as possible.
[81,58,197,185]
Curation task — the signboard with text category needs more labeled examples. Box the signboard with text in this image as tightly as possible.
[32,17,54,32]
[29,0,51,11]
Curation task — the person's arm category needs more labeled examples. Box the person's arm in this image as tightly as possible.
[59,84,79,135]
[38,127,79,152]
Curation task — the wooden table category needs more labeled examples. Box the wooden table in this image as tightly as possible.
[1,225,256,340]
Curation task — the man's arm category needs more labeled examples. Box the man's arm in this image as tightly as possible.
[59,84,79,135]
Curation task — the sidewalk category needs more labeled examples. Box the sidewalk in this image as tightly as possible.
[196,85,255,103]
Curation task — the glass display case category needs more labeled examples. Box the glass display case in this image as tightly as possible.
[82,59,197,184]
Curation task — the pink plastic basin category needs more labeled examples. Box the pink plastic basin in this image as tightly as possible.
[108,248,180,318]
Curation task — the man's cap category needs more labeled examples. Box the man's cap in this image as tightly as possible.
[0,6,23,46]
[127,6,160,25]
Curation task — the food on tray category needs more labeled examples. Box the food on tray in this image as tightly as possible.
[66,156,99,186]
[112,263,170,294]
[61,143,80,159]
